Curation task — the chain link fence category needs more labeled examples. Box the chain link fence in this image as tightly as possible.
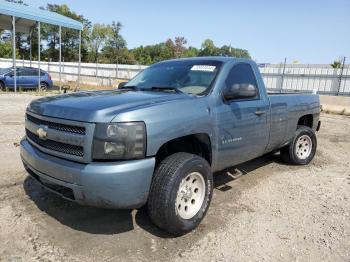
[1,58,349,96]
[259,62,350,96]
[0,58,146,87]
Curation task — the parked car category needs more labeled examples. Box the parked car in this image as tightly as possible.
[20,57,320,235]
[0,67,53,91]
[0,32,11,41]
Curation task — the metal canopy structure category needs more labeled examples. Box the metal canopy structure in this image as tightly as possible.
[0,0,83,92]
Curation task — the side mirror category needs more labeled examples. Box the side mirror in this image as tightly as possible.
[118,81,128,89]
[223,83,257,100]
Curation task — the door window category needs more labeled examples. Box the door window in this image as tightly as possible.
[17,68,30,76]
[29,69,39,76]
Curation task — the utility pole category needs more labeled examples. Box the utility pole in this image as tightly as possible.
[116,56,119,80]
[280,57,287,93]
[12,16,16,93]
[59,26,62,92]
[337,56,346,96]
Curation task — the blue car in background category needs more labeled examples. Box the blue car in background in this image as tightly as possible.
[0,67,53,91]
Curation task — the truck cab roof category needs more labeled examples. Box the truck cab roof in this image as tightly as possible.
[157,56,253,64]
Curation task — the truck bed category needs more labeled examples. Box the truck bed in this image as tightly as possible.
[265,93,320,153]
[267,89,314,95]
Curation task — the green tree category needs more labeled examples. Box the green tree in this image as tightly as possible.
[219,45,251,58]
[330,60,341,69]
[199,39,220,56]
[164,38,175,58]
[3,1,28,60]
[88,23,111,63]
[198,39,250,58]
[184,46,199,57]
[101,21,134,64]
[130,37,190,64]
[174,37,187,58]
[107,21,126,50]
[0,41,15,58]
[15,33,31,60]
[130,45,152,65]
[42,4,91,62]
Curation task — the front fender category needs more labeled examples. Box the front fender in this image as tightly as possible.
[111,97,215,157]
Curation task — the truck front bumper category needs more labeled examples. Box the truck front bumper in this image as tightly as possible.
[20,138,155,209]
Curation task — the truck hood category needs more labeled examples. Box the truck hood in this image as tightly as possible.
[27,90,192,122]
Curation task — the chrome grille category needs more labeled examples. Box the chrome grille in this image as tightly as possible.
[26,113,85,135]
[25,112,95,163]
[26,129,84,157]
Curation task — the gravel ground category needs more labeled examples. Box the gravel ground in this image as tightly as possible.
[0,94,349,262]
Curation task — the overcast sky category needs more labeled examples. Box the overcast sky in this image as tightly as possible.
[30,0,350,64]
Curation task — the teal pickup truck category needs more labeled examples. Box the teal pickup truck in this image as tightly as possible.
[21,57,320,235]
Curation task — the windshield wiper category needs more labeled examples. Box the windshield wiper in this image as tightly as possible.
[120,85,186,94]
[150,86,184,94]
[119,85,140,91]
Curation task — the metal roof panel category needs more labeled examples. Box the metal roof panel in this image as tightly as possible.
[0,0,82,30]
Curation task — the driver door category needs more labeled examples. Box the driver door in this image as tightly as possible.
[216,63,269,170]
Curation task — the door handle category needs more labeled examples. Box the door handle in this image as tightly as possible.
[254,110,265,116]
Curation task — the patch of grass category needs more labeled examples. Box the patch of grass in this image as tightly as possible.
[52,79,125,91]
[0,89,60,96]
[0,79,126,96]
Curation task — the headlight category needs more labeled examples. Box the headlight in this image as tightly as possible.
[93,122,146,160]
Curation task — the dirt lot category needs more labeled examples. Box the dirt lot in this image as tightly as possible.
[0,93,349,262]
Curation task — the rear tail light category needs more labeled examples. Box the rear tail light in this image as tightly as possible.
[48,74,52,80]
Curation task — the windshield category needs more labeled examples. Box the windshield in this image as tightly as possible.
[0,67,11,75]
[124,60,222,95]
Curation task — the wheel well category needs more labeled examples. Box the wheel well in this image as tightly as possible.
[0,80,5,87]
[155,133,212,167]
[297,114,313,128]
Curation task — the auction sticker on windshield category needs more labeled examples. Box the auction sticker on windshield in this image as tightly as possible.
[191,65,216,72]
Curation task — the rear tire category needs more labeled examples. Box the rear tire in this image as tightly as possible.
[40,82,48,91]
[148,152,213,236]
[281,126,317,165]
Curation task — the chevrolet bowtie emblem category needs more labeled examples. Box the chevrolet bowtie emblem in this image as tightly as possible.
[37,126,48,140]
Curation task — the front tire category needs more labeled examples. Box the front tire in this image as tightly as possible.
[148,152,213,236]
[281,126,317,165]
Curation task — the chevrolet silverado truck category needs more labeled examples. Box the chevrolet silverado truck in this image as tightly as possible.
[20,57,321,235]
